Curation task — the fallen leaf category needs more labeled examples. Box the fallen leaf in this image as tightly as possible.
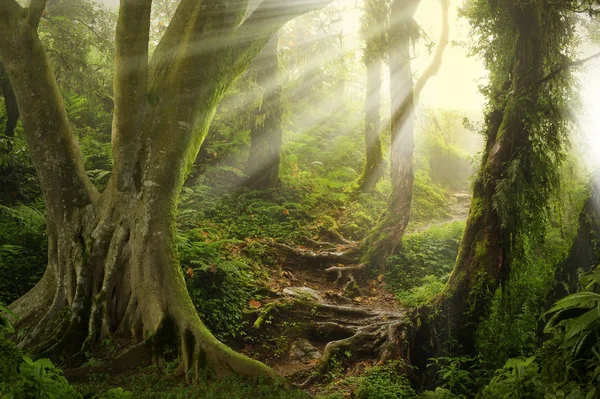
[249,299,262,309]
[377,274,385,282]
[282,209,289,216]
[186,267,194,279]
[353,296,362,302]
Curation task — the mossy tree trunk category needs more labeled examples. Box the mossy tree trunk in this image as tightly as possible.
[245,34,283,190]
[0,0,330,382]
[434,1,546,356]
[363,0,448,271]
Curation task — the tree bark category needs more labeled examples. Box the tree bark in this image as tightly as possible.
[245,34,283,190]
[0,0,333,382]
[357,55,384,192]
[362,0,448,271]
[433,1,545,356]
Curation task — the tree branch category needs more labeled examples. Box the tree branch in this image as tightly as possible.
[232,0,334,75]
[534,50,600,87]
[413,0,449,101]
[111,0,153,192]
[27,0,47,28]
[0,0,23,32]
[0,4,96,215]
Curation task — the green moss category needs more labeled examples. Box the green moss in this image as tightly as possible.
[475,239,488,261]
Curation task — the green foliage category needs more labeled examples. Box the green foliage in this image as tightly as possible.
[0,205,47,304]
[316,360,417,399]
[386,222,464,306]
[427,356,482,397]
[354,361,417,399]
[0,356,81,399]
[79,370,309,399]
[411,171,452,224]
[544,267,600,360]
[178,229,255,340]
[0,132,42,204]
[478,356,592,399]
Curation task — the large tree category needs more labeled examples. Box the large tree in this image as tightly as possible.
[0,0,330,382]
[433,0,577,356]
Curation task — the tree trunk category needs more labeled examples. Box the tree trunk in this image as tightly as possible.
[356,0,387,192]
[357,56,384,192]
[0,0,333,382]
[362,0,419,271]
[361,0,448,271]
[245,34,283,190]
[433,1,545,356]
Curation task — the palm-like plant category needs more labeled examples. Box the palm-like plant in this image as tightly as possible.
[544,267,600,359]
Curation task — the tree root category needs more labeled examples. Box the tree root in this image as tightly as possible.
[264,241,362,266]
[258,292,408,387]
[298,303,407,387]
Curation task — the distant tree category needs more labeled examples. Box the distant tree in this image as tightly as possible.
[245,33,283,189]
[363,0,449,270]
[0,0,330,382]
[355,0,387,192]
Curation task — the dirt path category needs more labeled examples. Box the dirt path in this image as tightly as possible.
[410,192,471,234]
[241,243,409,389]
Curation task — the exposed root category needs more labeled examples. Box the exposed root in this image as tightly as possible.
[254,291,408,388]
[325,264,365,285]
[265,241,361,266]
[297,302,407,388]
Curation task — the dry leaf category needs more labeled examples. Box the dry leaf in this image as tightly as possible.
[186,267,195,279]
[249,299,262,309]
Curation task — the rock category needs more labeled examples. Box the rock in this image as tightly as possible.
[288,338,321,364]
[282,286,322,302]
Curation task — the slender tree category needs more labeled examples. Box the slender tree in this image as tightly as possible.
[245,33,283,190]
[363,0,449,270]
[355,0,387,192]
[0,0,330,381]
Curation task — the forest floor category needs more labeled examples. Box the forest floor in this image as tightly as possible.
[233,193,471,396]
[69,190,471,398]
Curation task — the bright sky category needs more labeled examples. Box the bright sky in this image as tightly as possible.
[574,45,600,168]
[97,0,599,134]
[412,0,486,113]
[96,0,485,113]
